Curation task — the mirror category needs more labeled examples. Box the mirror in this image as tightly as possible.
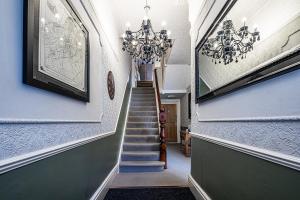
[195,0,300,103]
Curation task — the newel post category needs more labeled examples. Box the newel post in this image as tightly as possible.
[159,106,167,169]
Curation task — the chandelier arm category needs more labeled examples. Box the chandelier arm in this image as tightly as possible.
[234,40,253,48]
[215,47,223,59]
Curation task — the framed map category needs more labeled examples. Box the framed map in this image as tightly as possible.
[24,0,89,102]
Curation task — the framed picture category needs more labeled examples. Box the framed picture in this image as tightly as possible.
[24,0,90,102]
[195,0,300,103]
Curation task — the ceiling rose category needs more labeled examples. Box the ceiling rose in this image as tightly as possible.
[121,0,173,64]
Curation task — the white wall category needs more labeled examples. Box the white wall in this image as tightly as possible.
[161,64,191,91]
[189,0,300,157]
[0,0,130,160]
[180,92,191,128]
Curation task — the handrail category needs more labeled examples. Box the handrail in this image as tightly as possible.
[154,68,167,169]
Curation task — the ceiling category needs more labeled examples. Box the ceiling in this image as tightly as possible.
[111,0,191,65]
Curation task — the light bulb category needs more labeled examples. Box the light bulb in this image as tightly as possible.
[55,13,60,19]
[121,33,126,38]
[41,18,46,24]
[253,24,258,30]
[242,17,247,23]
[132,40,137,45]
[167,30,171,36]
[125,22,131,28]
[161,21,167,27]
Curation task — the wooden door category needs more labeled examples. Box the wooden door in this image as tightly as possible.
[162,104,177,142]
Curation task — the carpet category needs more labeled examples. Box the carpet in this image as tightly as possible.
[104,187,196,200]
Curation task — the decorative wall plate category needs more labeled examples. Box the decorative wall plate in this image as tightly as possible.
[107,71,115,100]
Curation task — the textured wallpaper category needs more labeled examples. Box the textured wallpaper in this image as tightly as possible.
[0,0,130,161]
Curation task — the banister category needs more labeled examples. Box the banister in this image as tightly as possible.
[154,68,167,169]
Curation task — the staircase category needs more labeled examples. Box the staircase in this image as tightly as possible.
[119,81,165,172]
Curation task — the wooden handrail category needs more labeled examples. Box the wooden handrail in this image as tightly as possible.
[154,69,167,169]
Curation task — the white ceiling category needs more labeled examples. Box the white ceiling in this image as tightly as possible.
[111,0,191,65]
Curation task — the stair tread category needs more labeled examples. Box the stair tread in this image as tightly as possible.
[131,101,155,102]
[126,127,158,130]
[131,99,155,100]
[129,111,156,112]
[124,142,160,146]
[120,161,165,166]
[127,122,158,124]
[133,93,155,94]
[130,105,156,108]
[128,115,157,117]
[125,134,159,137]
[122,151,160,155]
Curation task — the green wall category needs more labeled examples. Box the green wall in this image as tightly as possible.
[0,79,131,200]
[191,137,300,200]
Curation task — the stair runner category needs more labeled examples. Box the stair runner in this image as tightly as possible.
[119,81,165,172]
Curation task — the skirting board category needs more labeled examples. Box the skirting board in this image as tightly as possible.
[90,164,118,200]
[188,174,211,200]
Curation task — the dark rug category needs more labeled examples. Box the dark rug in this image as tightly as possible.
[104,187,196,200]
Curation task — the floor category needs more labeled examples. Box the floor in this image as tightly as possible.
[110,144,191,187]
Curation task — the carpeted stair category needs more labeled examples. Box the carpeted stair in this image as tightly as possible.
[119,81,165,172]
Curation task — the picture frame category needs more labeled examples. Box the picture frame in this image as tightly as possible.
[24,0,90,102]
[195,0,300,103]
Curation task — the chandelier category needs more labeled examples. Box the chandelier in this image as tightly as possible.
[202,18,260,65]
[121,0,173,64]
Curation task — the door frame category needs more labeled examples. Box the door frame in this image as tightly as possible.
[161,99,181,143]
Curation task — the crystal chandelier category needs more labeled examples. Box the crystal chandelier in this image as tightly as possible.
[121,0,173,64]
[202,18,260,65]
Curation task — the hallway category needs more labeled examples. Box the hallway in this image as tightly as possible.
[0,0,300,199]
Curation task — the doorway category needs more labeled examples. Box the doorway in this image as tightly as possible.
[162,104,177,143]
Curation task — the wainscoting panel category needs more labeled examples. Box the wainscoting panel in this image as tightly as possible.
[191,137,300,200]
[0,77,132,200]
